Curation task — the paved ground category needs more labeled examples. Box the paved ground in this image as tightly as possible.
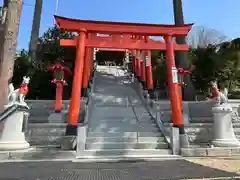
[0,159,239,179]
[187,157,240,175]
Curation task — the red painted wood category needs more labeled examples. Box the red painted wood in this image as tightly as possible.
[60,38,189,51]
[54,15,193,37]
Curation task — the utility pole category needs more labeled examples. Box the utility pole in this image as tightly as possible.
[173,0,196,100]
[0,0,23,111]
[55,0,59,15]
[53,0,59,23]
[28,0,43,69]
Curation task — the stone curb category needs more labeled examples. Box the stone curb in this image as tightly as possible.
[0,147,76,161]
[181,147,240,157]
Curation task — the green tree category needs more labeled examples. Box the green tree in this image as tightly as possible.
[217,38,240,98]
[13,26,76,100]
[190,46,223,94]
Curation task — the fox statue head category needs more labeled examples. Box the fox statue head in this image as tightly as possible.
[22,76,30,84]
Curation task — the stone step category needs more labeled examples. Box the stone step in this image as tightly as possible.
[27,123,66,136]
[88,126,159,133]
[87,131,163,138]
[90,107,134,115]
[94,104,143,108]
[27,135,63,145]
[88,120,157,128]
[234,129,240,134]
[86,136,166,143]
[89,121,156,126]
[88,129,159,133]
[27,123,67,130]
[78,149,172,158]
[28,129,65,137]
[28,131,65,137]
[86,142,169,150]
[89,117,155,123]
[236,135,240,140]
[28,119,50,123]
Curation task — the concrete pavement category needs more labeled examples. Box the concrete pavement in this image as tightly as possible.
[0,159,239,179]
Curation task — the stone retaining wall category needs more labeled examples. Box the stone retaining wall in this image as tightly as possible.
[162,123,240,146]
[26,123,66,146]
[26,99,87,123]
[152,100,240,124]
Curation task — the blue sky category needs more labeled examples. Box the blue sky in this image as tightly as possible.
[2,0,239,50]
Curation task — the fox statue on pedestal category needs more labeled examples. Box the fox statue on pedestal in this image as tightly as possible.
[6,76,30,109]
[210,81,228,105]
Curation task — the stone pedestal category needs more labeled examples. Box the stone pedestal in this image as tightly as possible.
[212,104,240,147]
[48,112,66,123]
[0,110,30,150]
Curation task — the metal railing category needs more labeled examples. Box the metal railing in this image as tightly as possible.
[0,105,19,122]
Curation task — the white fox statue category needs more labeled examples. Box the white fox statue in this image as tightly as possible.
[6,76,30,108]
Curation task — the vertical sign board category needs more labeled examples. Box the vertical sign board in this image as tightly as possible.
[171,67,178,83]
[145,55,150,67]
[125,51,129,63]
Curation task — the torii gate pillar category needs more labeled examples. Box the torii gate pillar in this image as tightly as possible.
[66,30,87,136]
[165,35,188,147]
[82,47,93,97]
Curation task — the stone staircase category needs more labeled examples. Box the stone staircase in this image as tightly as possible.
[77,66,171,159]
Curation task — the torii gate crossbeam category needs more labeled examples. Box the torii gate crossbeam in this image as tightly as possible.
[60,36,189,50]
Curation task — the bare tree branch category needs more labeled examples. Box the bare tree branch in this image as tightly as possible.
[187,26,228,48]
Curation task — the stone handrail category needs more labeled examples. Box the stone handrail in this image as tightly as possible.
[77,68,96,154]
[131,79,172,146]
[80,70,96,125]
[0,105,18,122]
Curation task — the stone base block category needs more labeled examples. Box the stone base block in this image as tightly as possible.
[171,127,180,155]
[180,134,190,148]
[48,113,66,123]
[61,136,77,150]
[212,139,240,147]
[0,141,30,151]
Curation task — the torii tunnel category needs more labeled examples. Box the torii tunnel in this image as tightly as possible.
[55,15,193,136]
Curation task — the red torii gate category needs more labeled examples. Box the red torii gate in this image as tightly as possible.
[60,35,189,50]
[60,34,188,94]
[55,15,192,137]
